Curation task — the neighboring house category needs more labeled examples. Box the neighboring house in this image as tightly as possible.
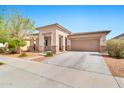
[112,33,124,39]
[0,43,5,47]
[21,33,39,52]
[27,23,110,53]
[0,42,8,48]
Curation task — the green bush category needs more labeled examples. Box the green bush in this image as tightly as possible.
[0,47,6,53]
[45,51,53,57]
[8,39,27,54]
[0,62,4,65]
[8,40,17,49]
[9,48,16,54]
[107,39,124,58]
[18,52,27,57]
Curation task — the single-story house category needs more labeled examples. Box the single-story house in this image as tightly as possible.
[26,23,110,53]
[0,43,5,47]
[112,33,124,39]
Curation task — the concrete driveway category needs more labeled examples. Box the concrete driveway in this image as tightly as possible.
[43,52,111,75]
[0,51,121,88]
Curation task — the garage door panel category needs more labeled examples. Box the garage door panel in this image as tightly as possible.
[71,39,100,52]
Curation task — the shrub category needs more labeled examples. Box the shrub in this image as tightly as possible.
[19,52,27,57]
[0,62,4,65]
[8,40,17,49]
[0,47,6,53]
[107,39,124,58]
[9,48,16,54]
[45,51,53,57]
[8,39,27,54]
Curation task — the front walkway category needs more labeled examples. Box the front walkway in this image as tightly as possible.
[0,52,122,88]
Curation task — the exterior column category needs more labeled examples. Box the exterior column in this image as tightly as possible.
[38,33,44,52]
[29,38,34,51]
[36,37,39,51]
[67,38,71,51]
[100,36,106,52]
[51,31,59,53]
[62,36,65,51]
[51,32,54,48]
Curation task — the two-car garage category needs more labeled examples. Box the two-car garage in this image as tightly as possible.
[71,38,100,52]
[68,31,110,52]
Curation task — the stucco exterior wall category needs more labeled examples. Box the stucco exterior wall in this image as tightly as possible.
[21,40,30,51]
[56,29,69,51]
[36,24,110,53]
[38,25,55,52]
[38,25,70,53]
[100,35,106,52]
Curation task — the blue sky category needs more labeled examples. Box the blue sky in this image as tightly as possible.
[1,5,124,39]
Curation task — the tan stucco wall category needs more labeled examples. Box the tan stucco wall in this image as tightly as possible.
[38,26,55,52]
[44,37,51,51]
[38,25,70,53]
[56,29,70,51]
[37,24,109,53]
[21,40,30,51]
[35,29,108,52]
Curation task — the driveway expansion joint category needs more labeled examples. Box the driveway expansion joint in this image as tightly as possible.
[114,77,121,88]
[43,62,112,77]
[6,64,74,88]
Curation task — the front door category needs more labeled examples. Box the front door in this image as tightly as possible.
[44,37,51,51]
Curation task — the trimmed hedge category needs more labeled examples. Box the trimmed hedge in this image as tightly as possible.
[107,39,124,58]
[45,51,53,57]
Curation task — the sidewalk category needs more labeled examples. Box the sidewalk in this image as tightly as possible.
[0,55,121,88]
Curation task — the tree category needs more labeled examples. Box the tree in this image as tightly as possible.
[0,10,10,45]
[0,30,10,44]
[8,39,27,53]
[0,9,10,53]
[0,16,8,43]
[0,8,35,54]
[7,14,35,53]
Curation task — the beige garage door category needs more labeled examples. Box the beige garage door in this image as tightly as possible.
[71,39,100,52]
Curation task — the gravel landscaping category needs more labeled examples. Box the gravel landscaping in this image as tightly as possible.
[31,56,48,62]
[0,52,41,58]
[103,54,124,77]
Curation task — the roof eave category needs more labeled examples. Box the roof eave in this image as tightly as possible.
[69,30,111,36]
[36,23,72,34]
